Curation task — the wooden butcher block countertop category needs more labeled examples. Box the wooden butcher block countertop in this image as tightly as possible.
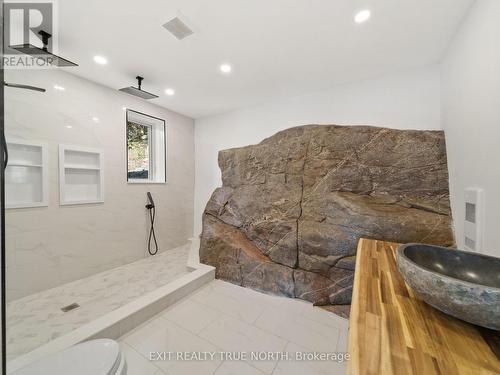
[347,238,500,375]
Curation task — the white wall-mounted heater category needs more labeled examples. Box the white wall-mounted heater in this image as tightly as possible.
[464,188,483,252]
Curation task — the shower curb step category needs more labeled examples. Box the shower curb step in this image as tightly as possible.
[7,240,214,374]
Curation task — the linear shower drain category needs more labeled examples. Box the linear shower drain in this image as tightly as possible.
[61,303,80,312]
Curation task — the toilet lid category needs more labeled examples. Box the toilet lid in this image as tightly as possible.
[11,339,122,375]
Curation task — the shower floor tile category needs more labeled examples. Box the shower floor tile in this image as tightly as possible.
[6,244,192,361]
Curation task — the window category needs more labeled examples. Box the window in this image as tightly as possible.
[126,110,166,183]
[127,122,151,179]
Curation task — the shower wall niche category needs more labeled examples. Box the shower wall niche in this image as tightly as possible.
[59,145,104,205]
[5,140,49,208]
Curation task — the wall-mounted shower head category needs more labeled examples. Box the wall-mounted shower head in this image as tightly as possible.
[119,76,158,100]
[4,82,46,92]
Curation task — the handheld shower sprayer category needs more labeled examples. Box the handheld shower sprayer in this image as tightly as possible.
[145,192,158,255]
[146,192,155,209]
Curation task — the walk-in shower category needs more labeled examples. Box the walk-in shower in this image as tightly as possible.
[3,68,212,371]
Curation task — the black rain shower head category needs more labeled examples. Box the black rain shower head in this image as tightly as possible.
[119,76,158,100]
[9,30,78,67]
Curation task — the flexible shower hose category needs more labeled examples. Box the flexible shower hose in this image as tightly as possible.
[148,206,159,255]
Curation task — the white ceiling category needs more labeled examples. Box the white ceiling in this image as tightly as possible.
[57,0,474,118]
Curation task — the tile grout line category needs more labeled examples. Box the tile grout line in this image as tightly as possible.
[120,341,164,373]
[191,287,265,325]
[210,358,225,375]
[251,308,343,354]
[159,299,220,335]
[122,317,226,374]
[193,309,285,375]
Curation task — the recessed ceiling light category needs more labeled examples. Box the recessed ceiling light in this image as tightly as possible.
[54,85,65,91]
[92,117,99,123]
[220,64,232,74]
[354,9,371,24]
[93,55,108,65]
[165,88,175,96]
[65,125,73,129]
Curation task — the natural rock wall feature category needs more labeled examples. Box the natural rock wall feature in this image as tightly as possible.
[200,125,454,313]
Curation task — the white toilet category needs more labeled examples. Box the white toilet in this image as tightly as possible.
[11,339,127,375]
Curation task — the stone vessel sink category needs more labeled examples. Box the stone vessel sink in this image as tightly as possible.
[397,243,500,330]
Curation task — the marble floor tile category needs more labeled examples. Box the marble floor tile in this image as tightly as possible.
[336,328,349,353]
[214,280,312,319]
[254,306,340,353]
[190,281,265,324]
[300,306,349,332]
[116,280,350,375]
[6,244,191,360]
[123,317,222,375]
[272,342,347,375]
[160,298,220,334]
[214,360,266,375]
[120,342,159,375]
[7,269,352,375]
[199,314,287,374]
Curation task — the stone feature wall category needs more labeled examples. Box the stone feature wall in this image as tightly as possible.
[199,125,454,315]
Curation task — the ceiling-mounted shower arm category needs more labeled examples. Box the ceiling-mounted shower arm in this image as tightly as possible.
[38,30,52,52]
[136,76,144,90]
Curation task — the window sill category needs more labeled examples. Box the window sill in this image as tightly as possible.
[127,180,166,185]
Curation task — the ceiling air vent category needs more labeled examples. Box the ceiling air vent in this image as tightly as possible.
[162,17,194,40]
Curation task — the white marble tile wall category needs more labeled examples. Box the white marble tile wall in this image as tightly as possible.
[120,279,349,375]
[4,69,195,301]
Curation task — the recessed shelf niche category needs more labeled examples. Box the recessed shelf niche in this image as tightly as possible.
[5,140,49,209]
[59,145,104,205]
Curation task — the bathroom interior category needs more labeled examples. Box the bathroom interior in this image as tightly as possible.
[0,0,499,374]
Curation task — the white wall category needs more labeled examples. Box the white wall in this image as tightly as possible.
[194,66,442,235]
[442,0,500,257]
[5,69,195,300]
